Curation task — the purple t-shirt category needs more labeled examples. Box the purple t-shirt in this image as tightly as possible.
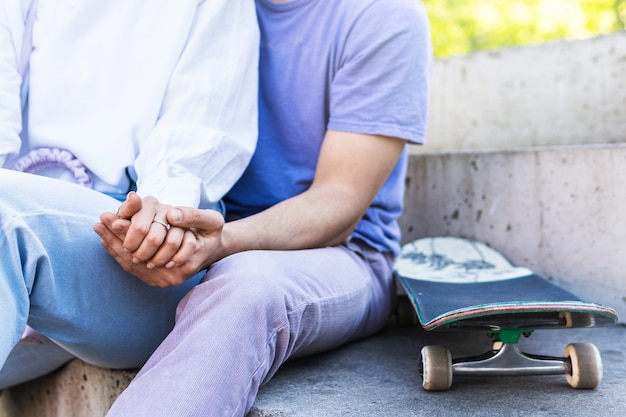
[224,0,432,255]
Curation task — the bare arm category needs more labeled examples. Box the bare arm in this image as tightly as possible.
[95,130,405,287]
[221,130,405,254]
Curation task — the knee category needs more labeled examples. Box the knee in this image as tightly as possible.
[177,251,291,320]
[209,251,290,300]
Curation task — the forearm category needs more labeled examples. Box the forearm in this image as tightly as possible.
[219,132,407,259]
[222,185,363,257]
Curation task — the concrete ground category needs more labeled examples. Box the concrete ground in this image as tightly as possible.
[249,317,626,417]
[1,312,623,416]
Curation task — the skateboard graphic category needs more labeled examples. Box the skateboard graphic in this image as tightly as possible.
[394,237,618,391]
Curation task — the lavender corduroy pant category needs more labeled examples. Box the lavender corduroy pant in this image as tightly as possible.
[106,240,396,417]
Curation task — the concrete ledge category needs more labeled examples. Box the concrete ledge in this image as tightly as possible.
[249,323,626,416]
[1,360,135,417]
[5,323,625,417]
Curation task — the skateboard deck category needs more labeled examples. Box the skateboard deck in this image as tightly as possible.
[393,236,619,391]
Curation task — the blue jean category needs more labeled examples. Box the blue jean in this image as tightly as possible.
[0,327,75,389]
[0,169,202,384]
[106,239,396,416]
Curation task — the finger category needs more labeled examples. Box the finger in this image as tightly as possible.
[167,207,224,233]
[130,219,172,263]
[94,221,132,265]
[145,226,186,269]
[95,221,185,287]
[100,211,131,237]
[116,191,142,220]
[165,229,199,269]
[122,197,161,252]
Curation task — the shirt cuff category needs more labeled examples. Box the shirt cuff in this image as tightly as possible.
[136,174,202,208]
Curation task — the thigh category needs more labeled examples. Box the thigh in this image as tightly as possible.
[105,242,396,416]
[196,240,395,359]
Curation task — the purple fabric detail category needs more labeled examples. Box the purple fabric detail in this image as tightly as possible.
[13,148,94,188]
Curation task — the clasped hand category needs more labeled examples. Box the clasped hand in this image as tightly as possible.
[93,192,225,287]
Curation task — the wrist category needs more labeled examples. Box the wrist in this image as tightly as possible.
[217,221,247,261]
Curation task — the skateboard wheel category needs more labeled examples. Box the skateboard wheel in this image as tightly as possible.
[420,345,452,391]
[564,343,602,389]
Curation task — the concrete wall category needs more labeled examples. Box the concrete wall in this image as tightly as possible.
[400,145,626,321]
[423,31,626,152]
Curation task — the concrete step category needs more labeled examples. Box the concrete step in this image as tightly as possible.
[3,322,625,416]
[425,31,626,152]
[250,322,626,417]
[0,361,135,417]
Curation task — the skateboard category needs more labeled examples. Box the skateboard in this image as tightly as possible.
[394,236,618,391]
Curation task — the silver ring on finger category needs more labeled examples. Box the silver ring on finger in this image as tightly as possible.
[152,220,171,231]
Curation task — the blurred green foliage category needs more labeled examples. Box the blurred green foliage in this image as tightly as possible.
[423,0,626,57]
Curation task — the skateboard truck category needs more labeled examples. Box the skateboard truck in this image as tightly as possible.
[419,328,603,391]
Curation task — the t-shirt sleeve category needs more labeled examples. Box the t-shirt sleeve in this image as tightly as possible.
[327,0,432,144]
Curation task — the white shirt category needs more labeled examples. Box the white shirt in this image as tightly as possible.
[0,0,259,208]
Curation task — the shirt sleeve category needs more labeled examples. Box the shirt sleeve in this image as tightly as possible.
[133,0,259,208]
[328,0,432,145]
[0,0,24,167]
